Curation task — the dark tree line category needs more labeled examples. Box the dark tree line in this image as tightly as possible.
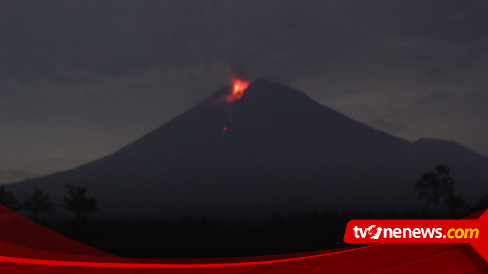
[0,185,98,222]
[0,165,477,222]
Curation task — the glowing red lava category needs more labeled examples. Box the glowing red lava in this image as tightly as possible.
[225,78,249,102]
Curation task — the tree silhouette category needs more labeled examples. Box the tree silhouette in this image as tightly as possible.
[415,165,468,216]
[61,185,98,224]
[415,165,454,212]
[23,189,54,221]
[0,187,21,210]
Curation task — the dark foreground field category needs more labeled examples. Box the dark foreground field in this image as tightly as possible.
[37,210,457,258]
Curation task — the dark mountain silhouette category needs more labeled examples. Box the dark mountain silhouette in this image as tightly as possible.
[6,79,488,217]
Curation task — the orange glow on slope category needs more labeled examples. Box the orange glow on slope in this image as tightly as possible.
[225,78,249,102]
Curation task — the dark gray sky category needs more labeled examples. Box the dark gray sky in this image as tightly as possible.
[1,0,487,184]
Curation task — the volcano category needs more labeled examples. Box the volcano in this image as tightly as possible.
[6,79,488,217]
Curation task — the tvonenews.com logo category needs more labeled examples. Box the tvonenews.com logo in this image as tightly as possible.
[343,213,488,261]
[353,225,479,240]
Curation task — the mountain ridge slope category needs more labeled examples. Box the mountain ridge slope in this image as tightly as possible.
[6,79,488,217]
